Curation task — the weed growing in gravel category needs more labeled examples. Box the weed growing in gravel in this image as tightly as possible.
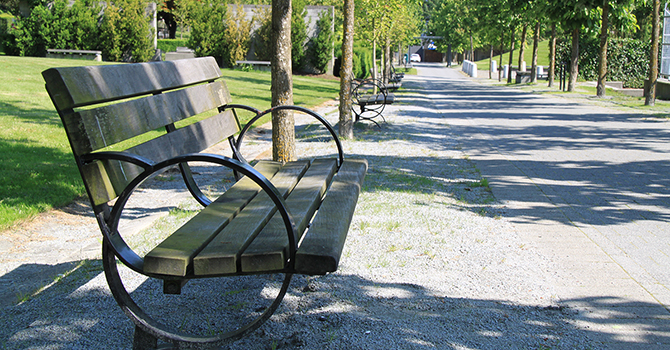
[386,220,402,232]
[14,259,102,305]
[126,201,200,256]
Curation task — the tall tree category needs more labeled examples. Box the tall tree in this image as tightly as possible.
[507,26,515,83]
[530,21,541,82]
[597,0,611,97]
[518,24,528,70]
[645,0,660,105]
[271,0,295,163]
[548,23,557,87]
[158,0,178,39]
[339,0,354,138]
[546,0,600,91]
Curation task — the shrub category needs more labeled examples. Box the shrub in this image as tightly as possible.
[334,44,371,79]
[353,45,372,79]
[556,35,656,88]
[99,0,154,62]
[186,0,227,65]
[99,3,122,61]
[252,6,271,61]
[0,14,12,53]
[7,0,74,56]
[6,0,153,62]
[309,9,333,73]
[292,0,308,71]
[222,4,253,68]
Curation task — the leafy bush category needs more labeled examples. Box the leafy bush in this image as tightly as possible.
[99,0,154,62]
[0,14,14,54]
[6,0,154,62]
[334,44,372,79]
[252,6,271,61]
[6,0,100,57]
[556,35,657,88]
[186,0,227,65]
[292,0,308,71]
[222,4,253,68]
[353,45,372,79]
[309,9,333,73]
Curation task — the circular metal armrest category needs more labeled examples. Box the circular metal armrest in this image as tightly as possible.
[97,152,299,274]
[232,105,345,169]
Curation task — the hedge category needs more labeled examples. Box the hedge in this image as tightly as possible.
[556,35,659,89]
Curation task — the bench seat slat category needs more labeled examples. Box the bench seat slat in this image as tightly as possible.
[69,81,232,155]
[240,158,338,273]
[143,161,283,276]
[192,161,310,276]
[294,159,367,275]
[359,93,395,106]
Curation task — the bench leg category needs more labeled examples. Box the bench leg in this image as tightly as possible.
[102,238,293,347]
[133,325,158,350]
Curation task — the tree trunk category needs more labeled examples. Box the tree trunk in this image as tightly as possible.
[645,0,660,106]
[371,18,377,82]
[518,24,527,71]
[507,27,515,84]
[384,37,391,85]
[271,0,295,163]
[470,32,474,61]
[531,21,540,83]
[568,27,579,92]
[548,23,556,87]
[338,0,354,138]
[499,28,504,82]
[372,38,377,91]
[489,44,493,79]
[597,0,610,98]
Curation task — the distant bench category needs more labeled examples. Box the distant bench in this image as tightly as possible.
[46,49,102,61]
[515,67,548,83]
[236,60,272,71]
[351,78,395,127]
[165,47,195,61]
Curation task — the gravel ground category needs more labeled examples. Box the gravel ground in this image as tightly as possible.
[0,74,598,349]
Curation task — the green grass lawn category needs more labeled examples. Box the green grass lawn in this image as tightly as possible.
[475,39,551,71]
[0,56,340,231]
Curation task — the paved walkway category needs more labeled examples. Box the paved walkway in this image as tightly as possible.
[405,63,670,347]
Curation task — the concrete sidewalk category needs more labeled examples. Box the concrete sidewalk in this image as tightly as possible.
[406,63,670,347]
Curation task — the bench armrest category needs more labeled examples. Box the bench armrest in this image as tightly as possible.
[85,151,299,274]
[225,104,344,169]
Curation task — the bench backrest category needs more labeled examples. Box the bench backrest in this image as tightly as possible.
[43,57,238,207]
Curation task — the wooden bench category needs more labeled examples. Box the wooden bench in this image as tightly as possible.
[164,47,196,61]
[235,60,272,71]
[351,77,395,127]
[46,49,102,61]
[42,56,367,348]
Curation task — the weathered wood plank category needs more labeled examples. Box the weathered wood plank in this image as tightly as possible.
[240,159,338,273]
[192,161,310,276]
[142,161,283,276]
[85,111,240,206]
[42,57,222,110]
[68,81,232,155]
[294,159,367,275]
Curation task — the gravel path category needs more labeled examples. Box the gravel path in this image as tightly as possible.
[1,68,608,349]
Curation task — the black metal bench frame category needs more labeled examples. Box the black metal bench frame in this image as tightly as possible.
[351,77,395,127]
[42,57,366,349]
